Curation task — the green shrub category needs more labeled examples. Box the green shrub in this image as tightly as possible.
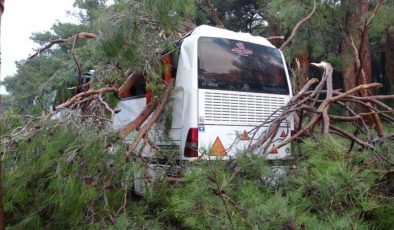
[1,116,392,229]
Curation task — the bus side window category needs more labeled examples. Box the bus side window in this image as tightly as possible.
[172,52,178,80]
[131,76,146,97]
[119,72,146,99]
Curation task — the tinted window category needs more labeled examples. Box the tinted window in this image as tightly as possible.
[132,76,146,96]
[198,37,289,94]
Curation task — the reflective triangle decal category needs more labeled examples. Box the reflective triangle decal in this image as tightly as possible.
[241,130,250,141]
[210,137,227,156]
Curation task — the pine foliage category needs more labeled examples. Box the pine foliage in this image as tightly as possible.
[3,117,130,229]
[1,116,393,229]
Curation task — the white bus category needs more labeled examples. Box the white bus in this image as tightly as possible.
[114,25,293,162]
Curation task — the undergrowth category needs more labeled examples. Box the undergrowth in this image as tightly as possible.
[1,116,393,229]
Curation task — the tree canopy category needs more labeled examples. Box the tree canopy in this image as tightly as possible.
[1,0,393,113]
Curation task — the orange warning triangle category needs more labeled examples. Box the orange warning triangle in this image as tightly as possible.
[280,131,287,138]
[210,137,227,156]
[270,145,278,154]
[241,130,250,140]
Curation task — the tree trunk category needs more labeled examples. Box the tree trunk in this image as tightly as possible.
[384,28,394,94]
[341,0,374,120]
[267,18,283,48]
[342,0,372,91]
[357,0,372,85]
[342,37,357,92]
[342,1,358,92]
[294,47,309,93]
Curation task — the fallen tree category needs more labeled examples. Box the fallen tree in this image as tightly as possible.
[246,62,393,154]
[43,60,393,159]
[27,18,392,159]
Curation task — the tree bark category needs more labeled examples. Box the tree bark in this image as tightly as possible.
[267,18,283,48]
[293,47,309,93]
[357,0,372,85]
[342,0,373,88]
[342,0,361,92]
[341,0,374,118]
[384,28,394,94]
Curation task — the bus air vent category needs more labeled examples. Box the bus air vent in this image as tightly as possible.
[200,90,287,126]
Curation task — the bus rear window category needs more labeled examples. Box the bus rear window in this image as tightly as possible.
[198,37,289,95]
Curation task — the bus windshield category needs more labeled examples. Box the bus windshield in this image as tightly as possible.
[198,37,289,95]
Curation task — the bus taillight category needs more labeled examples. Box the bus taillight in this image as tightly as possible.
[184,128,198,157]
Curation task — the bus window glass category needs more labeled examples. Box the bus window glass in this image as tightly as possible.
[198,37,289,95]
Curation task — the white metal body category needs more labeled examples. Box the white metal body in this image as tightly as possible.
[113,25,293,160]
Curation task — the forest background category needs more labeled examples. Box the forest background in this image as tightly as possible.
[0,0,393,229]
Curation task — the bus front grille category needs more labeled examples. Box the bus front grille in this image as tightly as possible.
[200,90,288,126]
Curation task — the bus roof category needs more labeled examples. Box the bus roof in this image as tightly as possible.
[190,25,275,48]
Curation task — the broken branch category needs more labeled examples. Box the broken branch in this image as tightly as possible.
[55,87,119,110]
[118,97,159,140]
[125,80,174,160]
[280,0,316,51]
[29,32,97,59]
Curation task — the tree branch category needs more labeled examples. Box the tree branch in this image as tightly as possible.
[366,0,383,28]
[329,125,374,149]
[311,62,333,134]
[125,80,174,160]
[118,97,159,140]
[280,0,316,51]
[118,72,145,98]
[266,36,285,41]
[206,0,225,28]
[272,83,382,151]
[29,32,97,59]
[55,87,118,110]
